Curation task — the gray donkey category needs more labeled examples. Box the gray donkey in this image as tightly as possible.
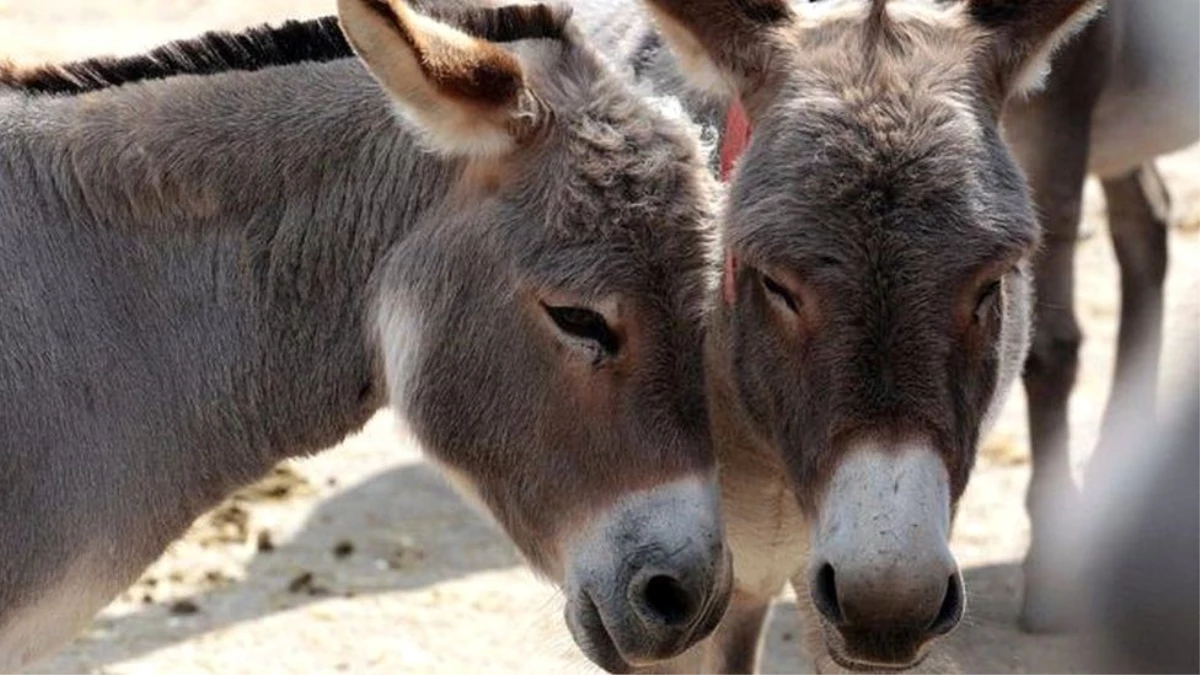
[0,0,735,670]
[570,0,1127,671]
[1002,0,1198,633]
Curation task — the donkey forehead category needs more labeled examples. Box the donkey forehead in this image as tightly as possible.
[480,36,716,304]
[518,234,710,302]
[772,0,987,144]
[506,30,716,243]
[518,118,715,298]
[731,81,1035,273]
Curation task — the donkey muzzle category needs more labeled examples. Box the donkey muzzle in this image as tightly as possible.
[563,477,731,672]
[807,442,964,669]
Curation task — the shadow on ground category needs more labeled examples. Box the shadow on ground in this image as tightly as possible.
[50,461,1088,674]
[45,462,523,671]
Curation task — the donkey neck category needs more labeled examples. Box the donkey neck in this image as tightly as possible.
[22,57,453,239]
[5,58,460,465]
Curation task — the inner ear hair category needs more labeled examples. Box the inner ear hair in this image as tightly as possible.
[640,0,794,98]
[968,0,1105,98]
[338,0,553,156]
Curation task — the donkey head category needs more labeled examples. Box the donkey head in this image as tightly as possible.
[338,1,729,670]
[642,0,1102,668]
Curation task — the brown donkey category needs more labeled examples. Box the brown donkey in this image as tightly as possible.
[1003,0,1198,632]
[572,0,1109,671]
[0,1,733,670]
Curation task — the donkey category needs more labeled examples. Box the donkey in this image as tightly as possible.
[581,0,1200,645]
[570,0,1112,671]
[1002,0,1199,632]
[0,1,734,670]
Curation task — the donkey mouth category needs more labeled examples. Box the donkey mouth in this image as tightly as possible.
[690,545,735,639]
[821,625,931,674]
[828,647,928,673]
[565,592,634,674]
[565,560,730,674]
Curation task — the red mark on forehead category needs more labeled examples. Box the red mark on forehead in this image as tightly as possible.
[722,251,738,305]
[720,97,751,304]
[719,96,751,182]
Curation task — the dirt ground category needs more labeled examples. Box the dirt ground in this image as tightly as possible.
[3,3,1198,673]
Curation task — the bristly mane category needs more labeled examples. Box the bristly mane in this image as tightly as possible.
[863,0,903,68]
[865,0,890,42]
[1,17,351,97]
[0,4,571,98]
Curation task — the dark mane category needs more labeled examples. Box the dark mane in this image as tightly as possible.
[1,16,352,97]
[0,4,571,98]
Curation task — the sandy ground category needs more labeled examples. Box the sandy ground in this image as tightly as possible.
[2,3,1198,673]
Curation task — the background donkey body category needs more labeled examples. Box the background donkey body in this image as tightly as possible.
[1002,0,1199,632]
[0,2,734,670]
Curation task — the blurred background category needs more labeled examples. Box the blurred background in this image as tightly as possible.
[2,2,1197,673]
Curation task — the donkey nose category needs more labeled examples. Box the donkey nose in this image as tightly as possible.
[809,557,964,636]
[565,477,732,668]
[628,567,703,629]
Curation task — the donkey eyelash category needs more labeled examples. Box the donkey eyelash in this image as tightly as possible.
[761,275,800,314]
[542,304,621,357]
[973,280,1002,323]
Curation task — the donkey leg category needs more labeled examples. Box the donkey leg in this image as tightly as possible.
[1002,12,1112,632]
[1019,215,1086,633]
[1007,119,1092,635]
[1091,163,1171,475]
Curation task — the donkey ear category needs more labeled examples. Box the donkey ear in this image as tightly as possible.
[640,0,794,101]
[966,0,1105,100]
[337,0,540,157]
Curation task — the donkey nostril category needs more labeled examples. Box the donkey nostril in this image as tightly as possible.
[811,562,846,625]
[928,573,965,636]
[637,574,698,627]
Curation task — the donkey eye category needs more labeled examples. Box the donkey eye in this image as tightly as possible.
[974,280,1002,323]
[543,304,621,356]
[761,274,799,314]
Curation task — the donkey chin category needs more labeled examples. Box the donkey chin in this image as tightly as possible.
[815,624,961,674]
[561,478,733,673]
[805,441,966,674]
